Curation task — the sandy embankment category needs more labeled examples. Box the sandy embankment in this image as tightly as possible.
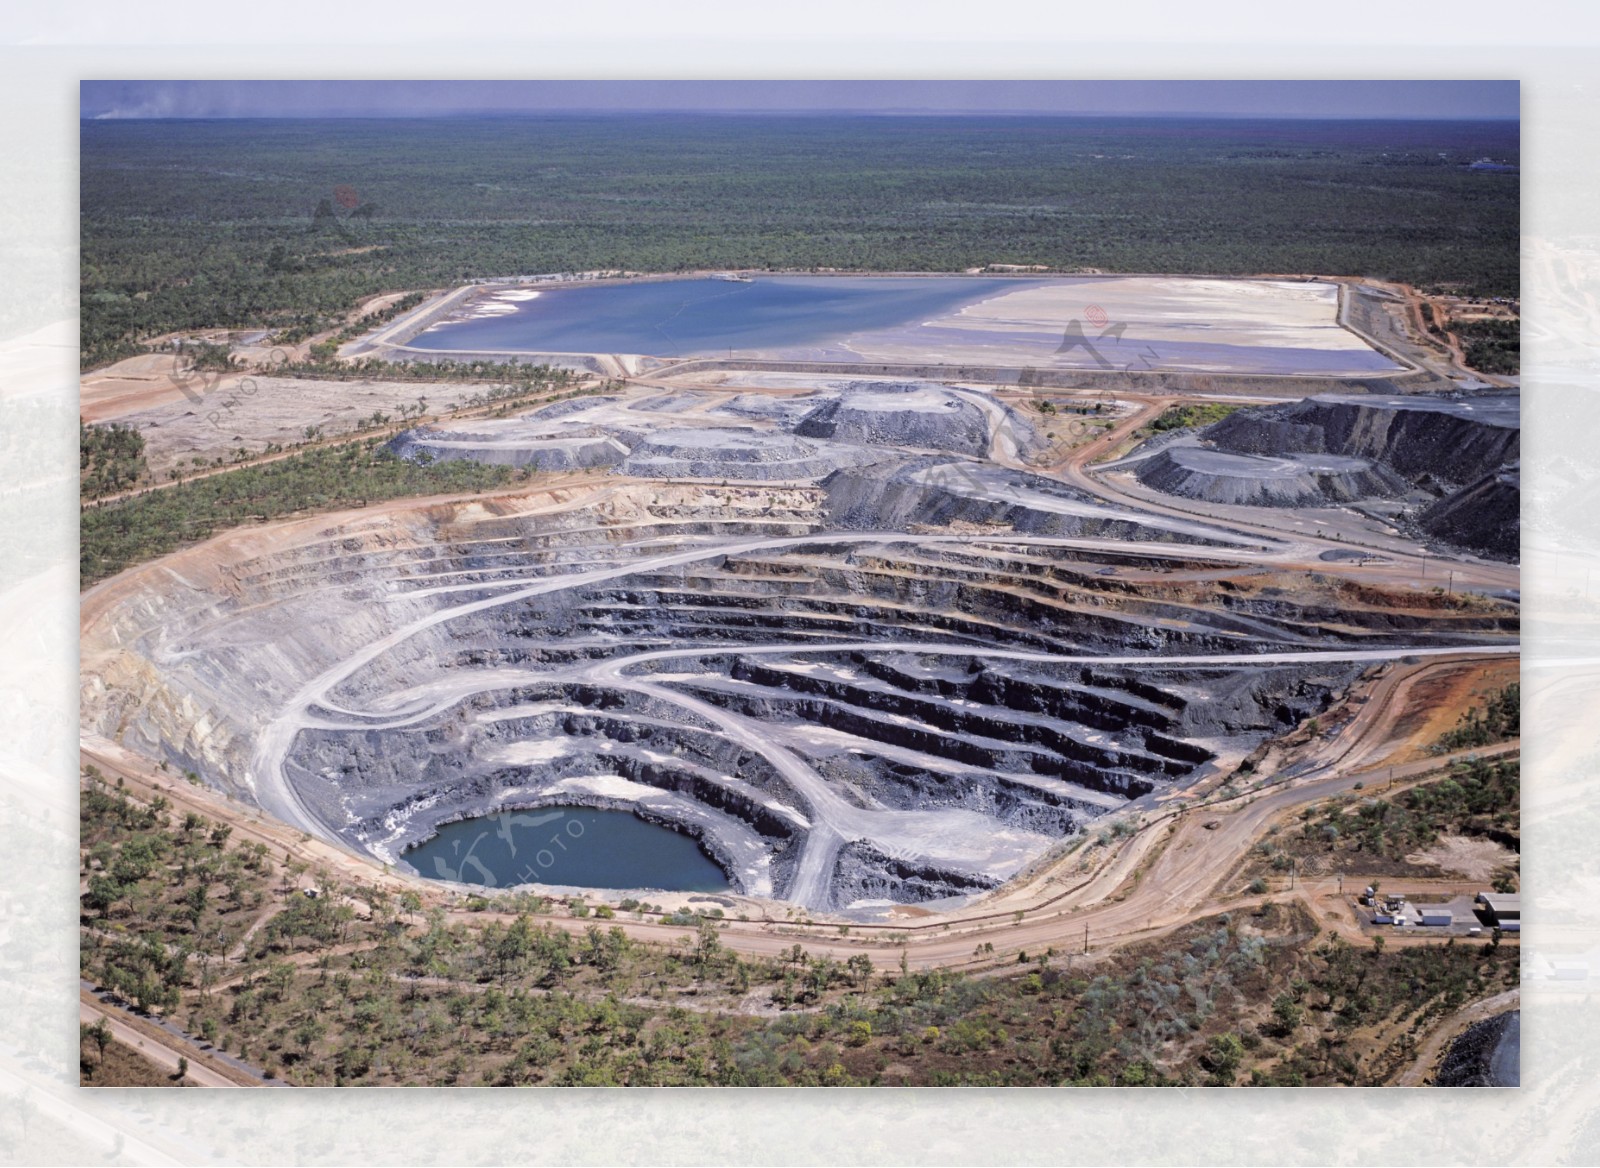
[842,278,1405,375]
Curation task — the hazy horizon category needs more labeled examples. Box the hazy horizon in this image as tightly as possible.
[80,79,1520,122]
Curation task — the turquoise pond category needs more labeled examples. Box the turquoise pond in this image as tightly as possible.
[402,806,731,893]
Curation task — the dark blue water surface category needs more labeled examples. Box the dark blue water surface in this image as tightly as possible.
[402,805,731,893]
[409,275,1028,357]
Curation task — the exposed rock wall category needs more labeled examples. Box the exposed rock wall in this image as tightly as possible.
[1204,395,1519,489]
[1131,393,1520,559]
[1416,465,1521,562]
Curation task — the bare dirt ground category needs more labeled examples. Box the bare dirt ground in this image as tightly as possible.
[90,376,525,479]
[80,351,220,423]
[1405,834,1519,882]
[81,290,441,425]
[1380,657,1520,764]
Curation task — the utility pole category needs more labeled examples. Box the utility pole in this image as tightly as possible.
[1083,923,1089,954]
[1447,569,1455,596]
[1289,859,1296,891]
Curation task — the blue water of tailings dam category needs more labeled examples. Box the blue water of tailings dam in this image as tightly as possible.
[401,805,732,893]
[408,275,1028,358]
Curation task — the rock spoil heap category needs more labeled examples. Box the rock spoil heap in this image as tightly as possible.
[1129,394,1520,559]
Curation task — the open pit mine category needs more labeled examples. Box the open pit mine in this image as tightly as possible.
[81,372,1520,917]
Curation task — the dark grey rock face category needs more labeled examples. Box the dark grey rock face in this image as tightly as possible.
[831,840,1001,907]
[617,427,880,481]
[1436,1011,1519,1087]
[1417,464,1520,562]
[1131,392,1520,559]
[1203,394,1519,488]
[823,459,1228,547]
[389,423,627,471]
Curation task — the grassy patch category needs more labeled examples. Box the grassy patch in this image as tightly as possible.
[1145,402,1242,434]
[80,1026,181,1087]
[80,440,518,587]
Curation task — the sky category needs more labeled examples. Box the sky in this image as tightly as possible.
[79,80,1520,121]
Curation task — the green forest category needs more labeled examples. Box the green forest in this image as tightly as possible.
[80,115,1519,368]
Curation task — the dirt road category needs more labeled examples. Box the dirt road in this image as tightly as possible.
[79,989,270,1088]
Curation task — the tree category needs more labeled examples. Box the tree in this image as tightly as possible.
[84,874,124,917]
[88,1017,111,1064]
[846,953,875,987]
[1203,1033,1244,1085]
[496,914,535,977]
[184,883,207,929]
[693,921,723,970]
[294,1017,325,1056]
[1271,993,1304,1035]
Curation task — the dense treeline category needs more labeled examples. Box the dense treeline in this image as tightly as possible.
[1454,318,1520,375]
[81,115,1520,368]
[81,440,516,585]
[273,356,583,387]
[80,420,147,498]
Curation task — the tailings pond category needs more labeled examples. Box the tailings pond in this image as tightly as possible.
[408,275,1027,358]
[402,806,732,893]
[400,274,1405,373]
